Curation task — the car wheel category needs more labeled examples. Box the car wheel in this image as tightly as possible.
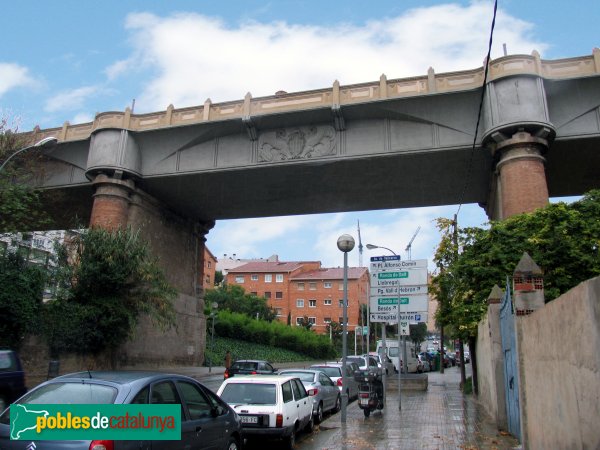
[334,395,341,412]
[304,414,315,433]
[315,403,324,423]
[225,437,240,450]
[286,430,296,449]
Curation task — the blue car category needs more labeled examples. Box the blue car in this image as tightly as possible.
[0,371,243,450]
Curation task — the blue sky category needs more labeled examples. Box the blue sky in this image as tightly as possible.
[2,1,596,269]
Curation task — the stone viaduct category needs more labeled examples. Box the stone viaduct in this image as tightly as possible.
[20,49,600,366]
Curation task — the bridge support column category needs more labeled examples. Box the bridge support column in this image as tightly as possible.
[487,131,550,220]
[86,172,214,367]
[89,173,135,229]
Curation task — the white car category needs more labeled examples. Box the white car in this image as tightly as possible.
[217,375,314,449]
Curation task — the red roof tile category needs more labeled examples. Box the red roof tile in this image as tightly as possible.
[291,267,368,280]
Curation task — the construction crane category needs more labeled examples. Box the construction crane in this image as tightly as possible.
[405,226,421,260]
[357,220,364,267]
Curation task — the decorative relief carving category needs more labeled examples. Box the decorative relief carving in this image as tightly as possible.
[258,126,336,162]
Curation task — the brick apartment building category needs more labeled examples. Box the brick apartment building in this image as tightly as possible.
[225,260,370,334]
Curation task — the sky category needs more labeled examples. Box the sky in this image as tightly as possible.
[2,1,596,270]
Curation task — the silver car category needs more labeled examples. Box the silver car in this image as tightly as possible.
[309,363,359,401]
[279,369,340,423]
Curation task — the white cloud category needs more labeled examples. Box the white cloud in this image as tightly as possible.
[114,3,538,267]
[44,86,101,113]
[110,2,546,113]
[71,112,94,125]
[0,63,36,97]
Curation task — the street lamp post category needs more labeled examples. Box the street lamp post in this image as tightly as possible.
[366,243,403,410]
[337,234,355,424]
[0,137,58,173]
[208,302,218,373]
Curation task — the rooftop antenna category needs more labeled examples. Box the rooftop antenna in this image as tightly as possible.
[405,226,421,260]
[357,220,364,267]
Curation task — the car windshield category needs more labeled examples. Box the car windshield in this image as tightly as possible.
[0,381,118,425]
[220,383,277,405]
[19,382,118,404]
[311,367,341,378]
[231,361,257,370]
[347,357,365,366]
[280,372,314,382]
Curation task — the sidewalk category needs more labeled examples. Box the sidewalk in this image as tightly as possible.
[303,366,520,450]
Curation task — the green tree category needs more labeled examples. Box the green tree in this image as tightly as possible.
[0,121,53,232]
[431,191,600,389]
[214,270,223,285]
[409,322,427,351]
[43,227,177,357]
[0,250,48,349]
[204,284,276,321]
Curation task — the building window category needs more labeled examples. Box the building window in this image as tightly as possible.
[296,299,304,308]
[339,316,346,324]
[309,282,317,290]
[338,283,344,290]
[324,299,332,306]
[339,299,344,307]
[235,276,245,284]
[297,282,305,290]
[324,317,331,324]
[295,317,304,326]
[275,291,283,299]
[265,274,272,283]
[251,274,259,281]
[264,292,271,299]
[309,299,316,308]
[308,317,316,325]
[276,274,284,283]
[324,282,332,288]
[207,261,212,268]
[251,292,257,296]
[275,308,283,317]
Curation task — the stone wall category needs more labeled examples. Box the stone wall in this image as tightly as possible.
[477,276,600,449]
[476,303,507,430]
[515,276,600,449]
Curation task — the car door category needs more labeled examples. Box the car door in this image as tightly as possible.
[318,373,337,411]
[176,380,226,450]
[149,380,187,450]
[290,378,311,427]
[281,380,296,428]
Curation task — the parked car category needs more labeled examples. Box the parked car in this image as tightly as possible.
[464,351,471,363]
[279,369,340,423]
[417,354,430,373]
[224,359,277,379]
[343,355,379,372]
[0,371,243,450]
[309,363,359,400]
[217,374,313,449]
[368,352,394,375]
[0,350,27,413]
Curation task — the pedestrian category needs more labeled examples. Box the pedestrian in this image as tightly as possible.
[224,350,232,369]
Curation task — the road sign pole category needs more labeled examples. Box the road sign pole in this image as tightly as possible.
[398,285,402,411]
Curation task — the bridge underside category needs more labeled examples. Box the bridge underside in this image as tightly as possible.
[41,132,598,228]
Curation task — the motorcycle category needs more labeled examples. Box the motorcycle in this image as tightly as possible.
[354,367,384,417]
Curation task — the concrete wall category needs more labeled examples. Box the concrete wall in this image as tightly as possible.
[477,276,600,449]
[516,276,600,450]
[476,303,507,430]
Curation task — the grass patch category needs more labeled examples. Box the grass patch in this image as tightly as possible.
[462,376,473,394]
[204,336,320,367]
